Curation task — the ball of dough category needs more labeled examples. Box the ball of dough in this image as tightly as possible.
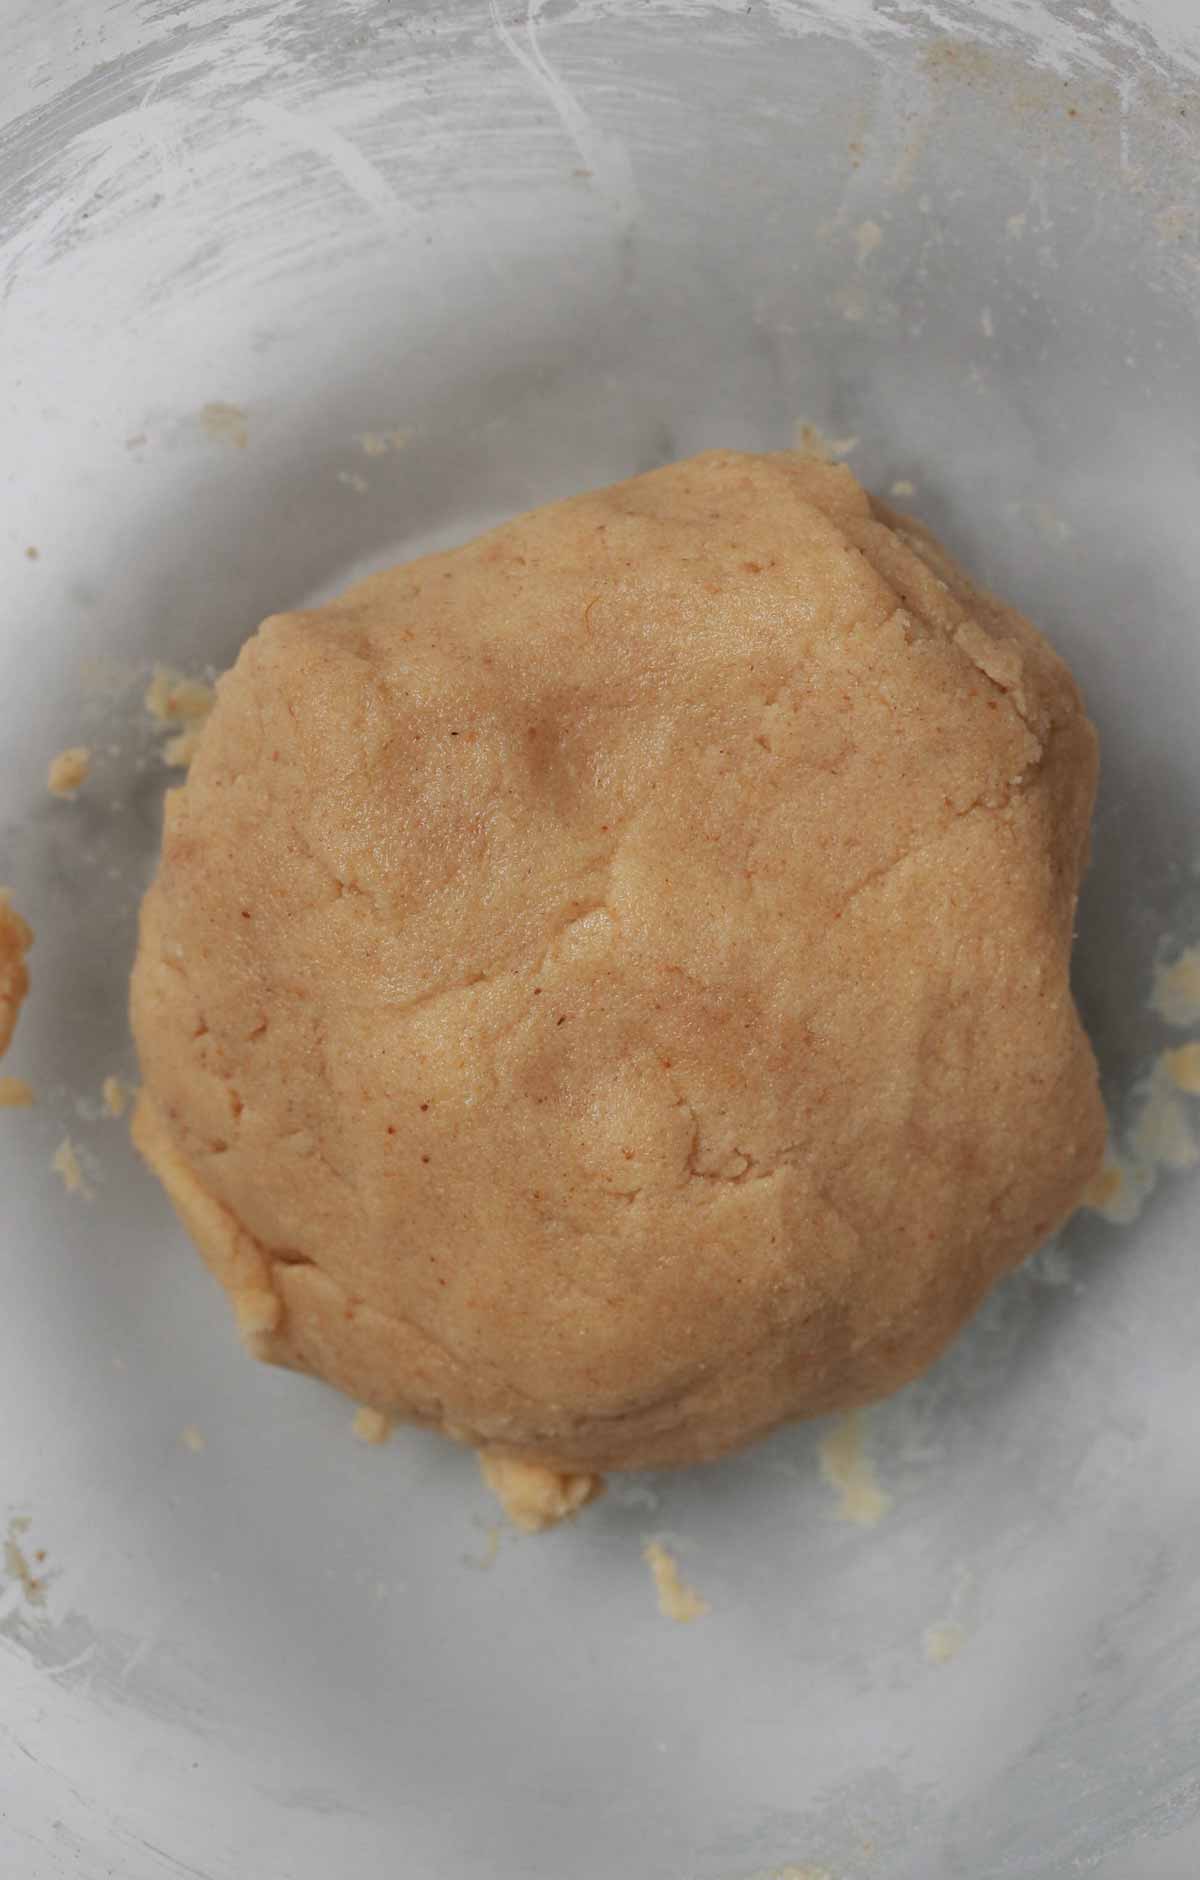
[130,450,1104,1473]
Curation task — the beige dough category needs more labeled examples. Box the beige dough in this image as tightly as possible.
[47,746,91,798]
[130,450,1104,1478]
[818,1409,891,1527]
[352,1405,393,1444]
[478,1454,603,1532]
[643,1540,710,1622]
[0,891,32,1061]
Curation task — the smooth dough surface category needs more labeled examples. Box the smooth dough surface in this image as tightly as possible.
[131,450,1104,1472]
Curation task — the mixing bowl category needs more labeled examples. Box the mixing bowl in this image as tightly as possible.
[3,2,1200,1875]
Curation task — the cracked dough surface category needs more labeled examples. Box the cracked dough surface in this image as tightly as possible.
[130,450,1103,1472]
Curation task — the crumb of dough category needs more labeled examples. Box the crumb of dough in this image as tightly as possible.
[924,1619,967,1664]
[1082,1146,1153,1226]
[0,891,32,1060]
[1082,1158,1132,1217]
[0,1076,34,1108]
[129,451,1103,1475]
[162,724,206,769]
[793,421,859,461]
[144,669,215,770]
[819,1410,892,1526]
[357,428,410,457]
[1084,1037,1200,1229]
[52,1136,90,1198]
[144,667,216,726]
[102,1075,129,1118]
[1129,1075,1198,1173]
[47,745,91,797]
[480,1454,604,1532]
[4,1517,44,1606]
[643,1539,710,1623]
[1164,1043,1200,1096]
[180,1425,206,1453]
[233,1287,282,1345]
[352,1405,392,1444]
[890,478,917,498]
[1152,947,1200,1028]
[199,402,248,449]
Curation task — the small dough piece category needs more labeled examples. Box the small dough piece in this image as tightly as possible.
[1152,948,1200,1028]
[1129,1078,1198,1174]
[818,1409,891,1526]
[145,667,216,726]
[1083,1159,1127,1215]
[162,724,207,770]
[47,746,91,797]
[102,1075,129,1118]
[0,891,32,1060]
[644,1540,710,1622]
[52,1136,88,1197]
[1164,1043,1200,1096]
[924,1619,967,1664]
[146,670,216,769]
[4,1517,45,1606]
[233,1288,282,1344]
[479,1454,603,1532]
[352,1405,392,1445]
[131,451,1104,1477]
[0,1076,34,1109]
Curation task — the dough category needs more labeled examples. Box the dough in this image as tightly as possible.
[352,1405,392,1444]
[643,1540,709,1622]
[0,891,32,1060]
[818,1409,891,1526]
[478,1454,603,1531]
[47,746,91,797]
[130,450,1104,1476]
[144,666,216,769]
